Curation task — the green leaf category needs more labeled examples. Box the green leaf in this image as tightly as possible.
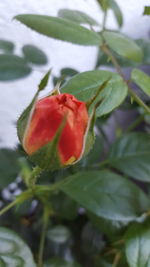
[108,133,150,182]
[136,39,150,65]
[61,170,149,221]
[143,6,150,15]
[96,0,109,11]
[0,227,36,266]
[15,14,102,46]
[62,70,128,116]
[58,9,99,26]
[125,221,150,267]
[96,39,150,68]
[44,258,81,267]
[0,149,20,189]
[0,39,14,53]
[47,225,71,244]
[108,0,123,27]
[88,212,127,239]
[131,69,150,97]
[0,54,31,81]
[103,31,143,62]
[51,192,78,220]
[22,44,48,65]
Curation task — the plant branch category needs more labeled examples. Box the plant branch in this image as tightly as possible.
[38,209,49,267]
[0,190,32,217]
[102,10,107,31]
[0,199,19,217]
[101,44,150,114]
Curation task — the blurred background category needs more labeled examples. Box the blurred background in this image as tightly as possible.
[0,0,149,148]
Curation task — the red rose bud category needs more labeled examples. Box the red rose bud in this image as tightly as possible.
[22,93,89,166]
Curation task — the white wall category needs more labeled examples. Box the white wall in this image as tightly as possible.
[0,0,149,148]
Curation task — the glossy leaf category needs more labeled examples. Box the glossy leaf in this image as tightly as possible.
[0,39,14,53]
[0,149,20,189]
[62,70,128,116]
[15,14,102,46]
[58,9,99,26]
[108,133,150,182]
[131,69,150,97]
[0,227,36,266]
[22,44,48,65]
[61,170,150,221]
[125,222,150,267]
[0,54,31,81]
[103,31,143,62]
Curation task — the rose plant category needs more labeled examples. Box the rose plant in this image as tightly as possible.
[0,1,150,267]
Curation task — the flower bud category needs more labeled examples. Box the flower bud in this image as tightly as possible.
[22,93,89,166]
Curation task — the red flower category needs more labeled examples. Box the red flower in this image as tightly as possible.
[23,93,89,165]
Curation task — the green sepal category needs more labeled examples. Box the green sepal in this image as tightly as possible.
[73,79,110,164]
[38,69,51,91]
[17,70,51,143]
[29,118,66,171]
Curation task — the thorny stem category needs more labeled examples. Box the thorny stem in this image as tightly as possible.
[101,44,150,114]
[28,166,42,189]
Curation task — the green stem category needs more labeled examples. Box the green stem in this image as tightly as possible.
[112,252,121,267]
[0,189,32,217]
[102,10,107,31]
[0,199,19,216]
[128,88,150,114]
[27,166,42,189]
[38,211,49,267]
[101,44,150,114]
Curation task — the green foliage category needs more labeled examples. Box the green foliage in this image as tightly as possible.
[58,9,99,26]
[108,0,123,27]
[15,15,102,46]
[96,38,150,68]
[0,54,31,81]
[22,44,48,65]
[0,40,14,53]
[103,31,143,62]
[62,70,128,116]
[0,149,20,189]
[47,225,71,244]
[125,221,150,267]
[1,2,150,267]
[108,133,150,182]
[143,6,150,15]
[61,170,150,221]
[131,69,150,97]
[44,258,81,267]
[0,227,36,266]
